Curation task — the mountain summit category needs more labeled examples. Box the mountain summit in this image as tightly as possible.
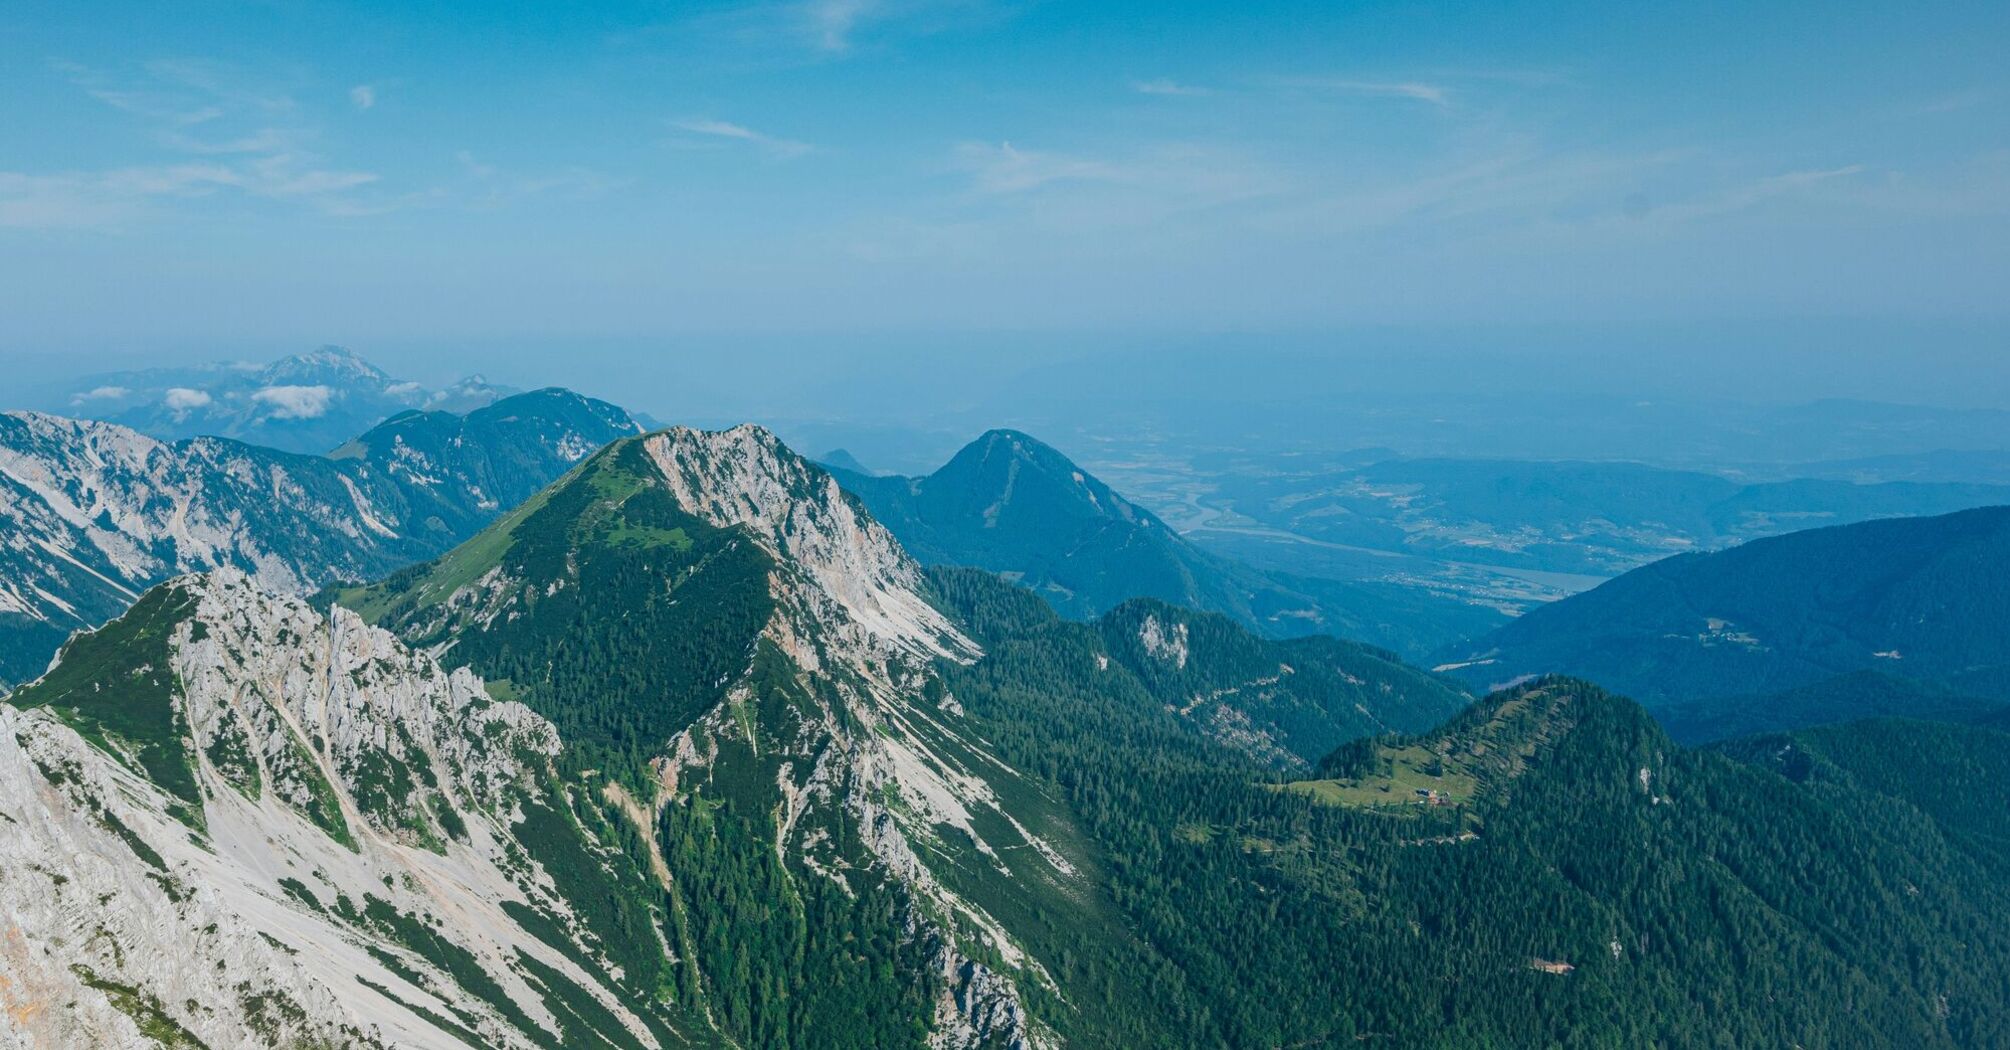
[335,425,1082,1046]
[832,429,1169,605]
[0,425,1087,1046]
[831,428,1504,658]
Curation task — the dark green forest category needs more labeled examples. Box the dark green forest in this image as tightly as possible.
[1439,504,2010,733]
[313,446,2010,1048]
[932,566,2010,1047]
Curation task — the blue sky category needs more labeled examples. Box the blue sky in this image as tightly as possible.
[2,0,2006,400]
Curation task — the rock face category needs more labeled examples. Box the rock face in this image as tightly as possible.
[636,427,1054,1047]
[0,388,638,689]
[13,422,2008,1049]
[0,571,651,1049]
[0,425,1088,1047]
[640,425,977,662]
[352,427,1070,1048]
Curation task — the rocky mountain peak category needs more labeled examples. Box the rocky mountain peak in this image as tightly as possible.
[640,425,977,661]
[332,425,1064,1047]
[265,344,392,384]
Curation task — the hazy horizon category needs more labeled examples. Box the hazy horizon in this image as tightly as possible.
[6,0,2006,423]
[8,320,2009,429]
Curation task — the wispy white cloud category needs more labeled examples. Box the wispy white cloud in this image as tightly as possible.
[253,384,335,420]
[0,173,129,229]
[454,151,498,181]
[841,140,1289,269]
[950,141,1285,212]
[682,0,994,58]
[454,150,621,208]
[1845,150,2010,218]
[349,84,376,110]
[1237,141,1691,242]
[49,59,223,126]
[1634,164,1868,224]
[1760,165,1867,190]
[11,58,387,227]
[954,142,1125,194]
[670,118,815,158]
[1133,78,1211,97]
[140,59,296,114]
[804,0,877,51]
[162,387,213,421]
[155,127,303,156]
[1287,78,1451,106]
[0,157,380,229]
[1426,67,1574,89]
[246,157,381,197]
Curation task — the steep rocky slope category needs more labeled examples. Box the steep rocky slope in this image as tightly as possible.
[339,427,1105,1047]
[0,572,677,1048]
[0,422,1095,1045]
[0,388,637,689]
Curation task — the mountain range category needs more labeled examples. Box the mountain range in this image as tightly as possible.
[2,423,2006,1046]
[827,429,1507,661]
[0,388,638,690]
[1438,504,2010,739]
[39,346,519,455]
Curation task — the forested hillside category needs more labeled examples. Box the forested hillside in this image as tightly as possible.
[1088,596,1470,766]
[935,569,2010,1046]
[1437,505,2010,737]
[8,425,2007,1048]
